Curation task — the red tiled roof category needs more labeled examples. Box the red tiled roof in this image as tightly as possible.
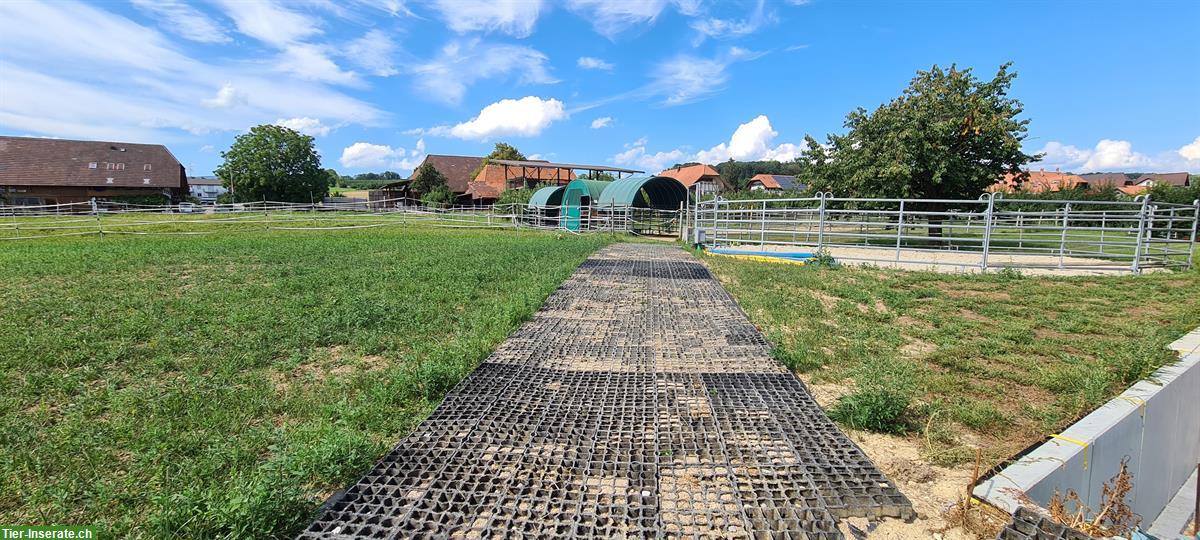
[412,154,485,194]
[988,170,1088,193]
[658,164,728,189]
[0,135,184,188]
[468,162,575,200]
[748,174,800,190]
[1117,185,1147,196]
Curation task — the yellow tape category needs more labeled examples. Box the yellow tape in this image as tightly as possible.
[1049,434,1090,471]
[1115,396,1147,417]
[707,252,808,266]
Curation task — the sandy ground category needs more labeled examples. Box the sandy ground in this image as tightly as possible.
[803,378,989,540]
[716,244,1144,276]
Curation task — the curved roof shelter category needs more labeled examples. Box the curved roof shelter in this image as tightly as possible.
[596,175,688,210]
[528,185,565,208]
[562,179,610,206]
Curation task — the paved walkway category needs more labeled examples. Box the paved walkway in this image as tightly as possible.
[301,244,913,539]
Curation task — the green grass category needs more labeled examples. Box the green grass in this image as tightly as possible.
[703,253,1200,465]
[0,226,609,538]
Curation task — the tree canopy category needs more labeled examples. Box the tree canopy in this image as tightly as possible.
[410,162,450,197]
[803,63,1036,200]
[215,125,328,203]
[472,142,527,179]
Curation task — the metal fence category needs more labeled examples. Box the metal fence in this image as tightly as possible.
[0,198,683,240]
[689,193,1199,273]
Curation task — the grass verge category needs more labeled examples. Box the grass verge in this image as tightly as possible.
[0,226,608,538]
[702,253,1200,466]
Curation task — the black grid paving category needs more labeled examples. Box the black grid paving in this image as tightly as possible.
[300,244,914,539]
[994,507,1096,540]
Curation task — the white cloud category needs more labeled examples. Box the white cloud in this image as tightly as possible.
[611,137,688,172]
[591,116,613,129]
[0,1,383,142]
[202,83,246,109]
[275,43,360,85]
[688,0,774,46]
[339,141,424,171]
[577,56,614,71]
[130,0,231,44]
[275,117,332,136]
[648,47,763,106]
[411,40,556,105]
[613,115,802,172]
[343,29,398,76]
[567,0,668,38]
[200,145,215,152]
[429,96,566,140]
[1178,136,1200,161]
[1035,138,1200,173]
[211,0,322,46]
[430,0,543,38]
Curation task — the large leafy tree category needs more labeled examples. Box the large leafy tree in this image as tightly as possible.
[805,63,1036,201]
[410,161,451,204]
[472,142,527,179]
[215,125,328,203]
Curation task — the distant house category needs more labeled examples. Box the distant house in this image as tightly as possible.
[988,169,1088,193]
[188,176,226,203]
[658,164,729,197]
[1080,173,1135,189]
[0,135,187,205]
[466,161,575,203]
[747,174,804,192]
[1133,172,1190,188]
[408,154,486,199]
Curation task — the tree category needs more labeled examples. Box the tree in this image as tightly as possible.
[804,63,1037,233]
[215,125,328,203]
[410,161,450,197]
[323,168,341,187]
[472,142,527,179]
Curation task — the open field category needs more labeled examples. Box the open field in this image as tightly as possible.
[0,226,609,538]
[702,253,1200,467]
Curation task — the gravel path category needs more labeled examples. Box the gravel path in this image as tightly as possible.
[300,243,913,539]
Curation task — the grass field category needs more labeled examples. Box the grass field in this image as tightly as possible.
[0,226,609,538]
[703,254,1200,465]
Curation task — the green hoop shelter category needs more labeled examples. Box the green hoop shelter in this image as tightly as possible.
[561,179,611,231]
[528,185,566,209]
[596,175,688,210]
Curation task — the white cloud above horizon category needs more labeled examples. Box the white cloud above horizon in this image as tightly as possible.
[430,0,543,38]
[612,115,801,172]
[130,0,231,43]
[410,39,557,106]
[425,96,566,140]
[591,116,613,129]
[1035,137,1200,173]
[577,56,615,71]
[649,47,764,105]
[339,139,425,171]
[275,117,332,137]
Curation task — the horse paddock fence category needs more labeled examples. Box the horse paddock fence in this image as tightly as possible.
[688,193,1199,274]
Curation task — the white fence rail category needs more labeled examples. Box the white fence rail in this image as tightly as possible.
[689,193,1199,273]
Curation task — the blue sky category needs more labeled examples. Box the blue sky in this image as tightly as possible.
[1,0,1198,177]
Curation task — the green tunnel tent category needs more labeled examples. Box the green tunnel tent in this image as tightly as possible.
[595,175,688,210]
[528,185,566,209]
[561,179,611,231]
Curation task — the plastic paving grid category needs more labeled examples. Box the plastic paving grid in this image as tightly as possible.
[994,508,1096,540]
[300,244,914,539]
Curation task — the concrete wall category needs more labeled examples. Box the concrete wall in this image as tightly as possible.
[974,328,1200,525]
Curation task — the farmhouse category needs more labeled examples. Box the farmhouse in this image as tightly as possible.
[187,176,227,203]
[466,160,576,203]
[0,135,188,205]
[747,174,803,192]
[658,164,729,196]
[987,169,1088,193]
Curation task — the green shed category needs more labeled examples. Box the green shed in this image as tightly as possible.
[529,185,566,209]
[596,175,688,210]
[561,179,611,231]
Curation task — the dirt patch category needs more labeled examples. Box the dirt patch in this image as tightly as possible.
[956,309,993,324]
[801,378,854,408]
[270,345,388,393]
[901,338,938,358]
[846,430,981,539]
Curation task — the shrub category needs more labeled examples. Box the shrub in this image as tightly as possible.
[829,360,917,433]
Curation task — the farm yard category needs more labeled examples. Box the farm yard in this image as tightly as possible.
[1,215,1196,538]
[0,225,609,538]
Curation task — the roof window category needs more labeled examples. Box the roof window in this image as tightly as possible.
[105,178,114,184]
[116,163,125,170]
[142,179,151,185]
[144,164,151,171]
[88,162,97,169]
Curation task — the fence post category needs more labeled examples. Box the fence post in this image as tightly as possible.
[895,200,905,262]
[980,193,995,271]
[817,192,828,252]
[760,200,767,247]
[1058,202,1071,269]
[1187,199,1199,271]
[1131,195,1151,274]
